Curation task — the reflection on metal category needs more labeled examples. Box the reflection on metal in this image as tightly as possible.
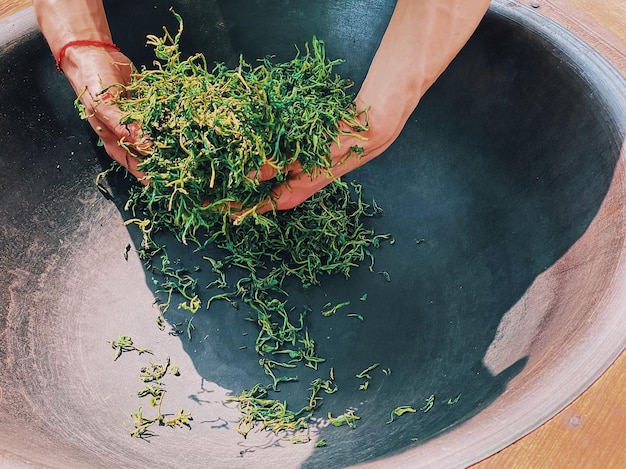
[0,1,625,468]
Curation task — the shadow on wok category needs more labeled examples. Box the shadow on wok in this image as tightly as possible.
[0,1,625,468]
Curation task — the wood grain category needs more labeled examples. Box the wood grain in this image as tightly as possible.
[1,1,625,467]
[473,351,626,468]
[0,0,29,19]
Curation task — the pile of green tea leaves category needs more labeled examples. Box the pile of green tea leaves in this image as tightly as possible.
[114,10,368,231]
[91,11,389,440]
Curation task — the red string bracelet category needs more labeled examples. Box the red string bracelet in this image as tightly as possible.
[55,40,120,72]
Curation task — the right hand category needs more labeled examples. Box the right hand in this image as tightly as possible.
[246,95,405,214]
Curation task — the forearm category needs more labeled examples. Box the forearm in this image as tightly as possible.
[32,0,112,57]
[359,0,491,133]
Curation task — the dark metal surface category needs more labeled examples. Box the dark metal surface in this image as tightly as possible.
[1,1,625,468]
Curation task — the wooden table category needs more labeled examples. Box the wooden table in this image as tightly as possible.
[2,1,625,467]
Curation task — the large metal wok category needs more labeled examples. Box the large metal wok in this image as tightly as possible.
[1,1,625,467]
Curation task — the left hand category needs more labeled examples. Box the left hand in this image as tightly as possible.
[63,45,150,180]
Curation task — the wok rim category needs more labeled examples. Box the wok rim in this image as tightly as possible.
[0,1,625,468]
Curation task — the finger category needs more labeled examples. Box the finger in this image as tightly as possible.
[266,175,333,212]
[233,196,275,222]
[116,123,152,157]
[88,96,153,159]
[86,77,152,156]
[93,96,141,140]
[233,166,330,219]
[248,163,278,182]
[89,116,147,182]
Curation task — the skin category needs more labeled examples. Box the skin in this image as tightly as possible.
[33,0,491,212]
[32,0,148,177]
[259,0,492,211]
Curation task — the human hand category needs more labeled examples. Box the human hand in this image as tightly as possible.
[248,0,494,215]
[249,97,403,214]
[62,46,149,180]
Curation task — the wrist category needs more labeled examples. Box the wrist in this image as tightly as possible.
[56,40,120,71]
[33,0,113,57]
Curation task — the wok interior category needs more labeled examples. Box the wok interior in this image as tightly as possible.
[0,1,625,468]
